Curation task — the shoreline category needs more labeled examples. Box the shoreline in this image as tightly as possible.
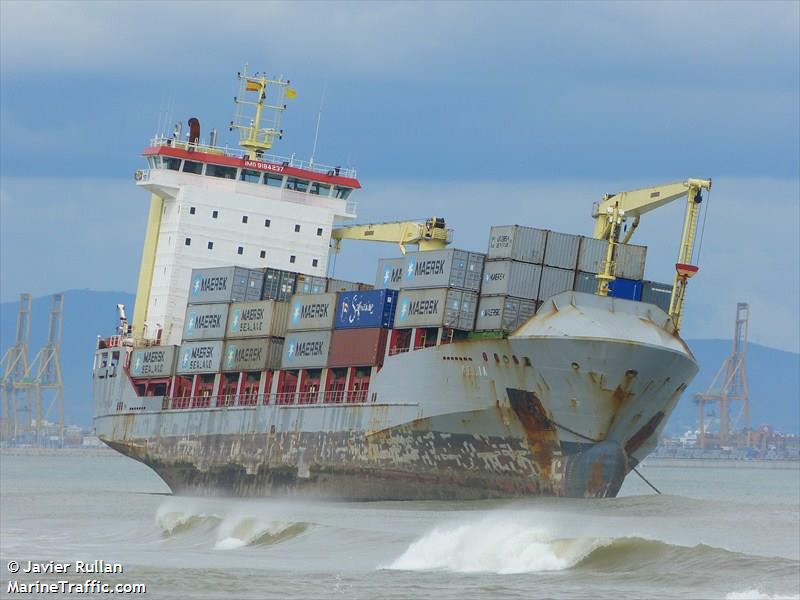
[642,456,799,470]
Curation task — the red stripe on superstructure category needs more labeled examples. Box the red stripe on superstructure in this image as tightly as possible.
[143,146,361,188]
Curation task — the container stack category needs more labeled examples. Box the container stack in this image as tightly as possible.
[222,300,289,372]
[641,280,674,314]
[379,248,485,331]
[476,226,649,332]
[281,293,337,369]
[329,289,398,368]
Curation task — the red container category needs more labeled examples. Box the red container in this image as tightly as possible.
[328,328,388,368]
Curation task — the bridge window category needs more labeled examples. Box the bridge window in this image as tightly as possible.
[264,174,283,188]
[162,156,181,171]
[310,182,331,196]
[240,169,261,183]
[182,160,203,174]
[334,186,352,200]
[286,177,309,192]
[206,164,237,179]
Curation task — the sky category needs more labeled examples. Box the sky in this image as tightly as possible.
[1,1,798,352]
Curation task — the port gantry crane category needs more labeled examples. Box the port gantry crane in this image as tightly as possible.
[592,178,713,331]
[331,217,451,255]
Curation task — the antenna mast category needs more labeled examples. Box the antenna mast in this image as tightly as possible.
[230,65,294,160]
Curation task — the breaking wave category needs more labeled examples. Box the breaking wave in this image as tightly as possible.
[384,515,783,575]
[155,502,309,550]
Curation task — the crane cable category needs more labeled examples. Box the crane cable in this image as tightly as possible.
[694,187,712,266]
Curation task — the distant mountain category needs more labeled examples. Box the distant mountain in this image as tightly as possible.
[1,290,798,433]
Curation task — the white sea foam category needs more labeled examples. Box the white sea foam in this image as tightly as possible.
[726,591,800,600]
[384,515,605,574]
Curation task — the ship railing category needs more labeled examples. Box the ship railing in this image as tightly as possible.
[148,135,357,179]
[162,390,374,410]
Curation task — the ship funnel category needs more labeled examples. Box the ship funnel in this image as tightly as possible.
[209,128,217,147]
[188,118,201,146]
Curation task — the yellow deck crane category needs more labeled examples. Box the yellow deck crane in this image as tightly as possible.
[330,217,451,255]
[592,178,712,331]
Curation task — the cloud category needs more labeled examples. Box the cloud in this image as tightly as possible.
[2,1,797,90]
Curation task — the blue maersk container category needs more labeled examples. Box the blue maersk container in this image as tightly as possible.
[335,289,398,329]
[609,278,643,301]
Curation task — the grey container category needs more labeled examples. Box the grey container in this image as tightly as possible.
[182,303,229,340]
[401,248,485,292]
[296,274,328,295]
[480,260,541,299]
[282,330,332,369]
[475,296,537,332]
[375,258,406,290]
[577,236,608,274]
[222,338,283,372]
[614,243,647,280]
[226,300,290,339]
[574,271,599,294]
[246,270,265,301]
[327,278,373,293]
[538,267,575,301]
[262,268,297,302]
[487,225,547,264]
[642,280,673,313]
[287,293,337,331]
[177,340,224,374]
[130,345,177,378]
[395,288,477,330]
[544,231,580,269]
[188,266,254,304]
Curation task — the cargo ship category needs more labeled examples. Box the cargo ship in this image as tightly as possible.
[93,68,712,499]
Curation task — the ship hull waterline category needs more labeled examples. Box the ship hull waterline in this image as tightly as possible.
[94,305,698,500]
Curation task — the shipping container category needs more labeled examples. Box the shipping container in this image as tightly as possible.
[480,260,541,299]
[246,270,265,301]
[327,278,373,293]
[328,328,388,368]
[400,248,485,291]
[226,300,290,339]
[474,296,537,332]
[375,258,406,290]
[614,243,647,280]
[176,340,224,374]
[188,266,257,304]
[642,280,673,313]
[487,225,547,264]
[544,231,580,269]
[222,338,283,372]
[334,289,398,329]
[261,268,297,302]
[295,274,328,295]
[130,345,178,378]
[395,288,477,330]
[182,303,229,340]
[609,278,643,301]
[538,267,575,301]
[574,271,598,294]
[287,293,337,331]
[577,236,608,274]
[281,330,332,369]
